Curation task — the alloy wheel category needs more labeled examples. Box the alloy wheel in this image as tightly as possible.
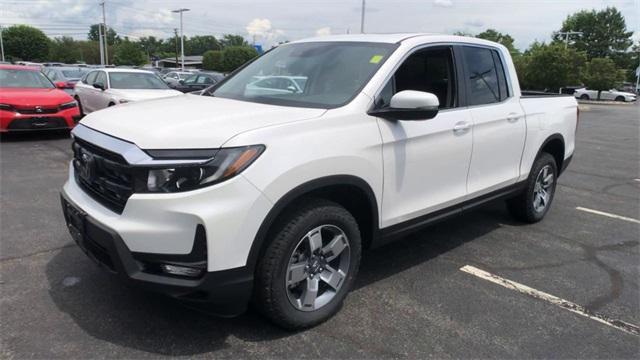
[285,225,351,312]
[533,165,554,213]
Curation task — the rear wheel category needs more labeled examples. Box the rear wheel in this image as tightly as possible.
[507,153,558,223]
[254,198,361,329]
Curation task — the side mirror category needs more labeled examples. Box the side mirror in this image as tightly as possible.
[179,79,185,85]
[55,81,67,89]
[93,82,105,91]
[286,85,297,93]
[368,90,439,121]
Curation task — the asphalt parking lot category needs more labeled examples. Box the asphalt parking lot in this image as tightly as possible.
[1,103,638,359]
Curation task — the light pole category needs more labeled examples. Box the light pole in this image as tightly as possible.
[172,8,190,71]
[100,1,108,65]
[558,31,582,49]
[0,25,5,62]
[360,0,366,33]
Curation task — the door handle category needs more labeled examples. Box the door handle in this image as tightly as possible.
[453,122,471,135]
[507,113,520,123]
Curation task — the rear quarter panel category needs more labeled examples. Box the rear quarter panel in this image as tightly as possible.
[519,96,577,180]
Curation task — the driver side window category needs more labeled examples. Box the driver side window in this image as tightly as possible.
[376,46,457,110]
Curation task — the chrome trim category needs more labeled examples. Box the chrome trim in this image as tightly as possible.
[71,124,210,166]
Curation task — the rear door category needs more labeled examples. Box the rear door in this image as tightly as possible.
[375,45,474,227]
[462,45,526,196]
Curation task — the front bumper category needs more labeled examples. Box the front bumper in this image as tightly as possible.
[61,192,254,315]
[0,107,81,132]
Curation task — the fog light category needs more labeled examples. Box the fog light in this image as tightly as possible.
[160,264,203,278]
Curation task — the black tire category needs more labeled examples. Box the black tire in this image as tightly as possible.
[254,198,362,329]
[615,96,625,102]
[74,96,84,116]
[108,102,115,107]
[507,153,558,223]
[579,94,589,100]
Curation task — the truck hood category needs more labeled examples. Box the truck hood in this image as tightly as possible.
[79,94,326,149]
[109,88,183,102]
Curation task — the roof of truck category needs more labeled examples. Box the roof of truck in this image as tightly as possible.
[291,33,499,47]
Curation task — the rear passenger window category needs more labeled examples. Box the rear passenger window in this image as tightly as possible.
[491,50,509,101]
[462,46,506,106]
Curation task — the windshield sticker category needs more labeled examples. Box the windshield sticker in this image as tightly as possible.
[369,55,384,64]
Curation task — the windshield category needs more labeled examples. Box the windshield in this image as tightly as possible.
[213,41,397,108]
[0,69,54,88]
[108,72,169,89]
[62,69,88,79]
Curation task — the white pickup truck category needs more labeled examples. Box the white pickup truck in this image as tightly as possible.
[61,34,577,329]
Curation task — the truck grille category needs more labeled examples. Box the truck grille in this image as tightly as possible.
[72,139,135,214]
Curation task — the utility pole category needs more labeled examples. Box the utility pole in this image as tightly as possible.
[558,31,582,49]
[100,1,108,65]
[0,25,5,62]
[360,0,366,33]
[98,22,105,65]
[172,8,190,71]
[174,28,179,68]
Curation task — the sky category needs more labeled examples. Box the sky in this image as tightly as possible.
[1,0,638,51]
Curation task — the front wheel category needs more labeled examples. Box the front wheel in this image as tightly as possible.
[507,153,558,223]
[579,94,590,100]
[254,199,362,329]
[615,96,625,102]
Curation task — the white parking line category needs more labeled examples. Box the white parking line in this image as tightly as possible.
[460,265,640,336]
[575,207,640,224]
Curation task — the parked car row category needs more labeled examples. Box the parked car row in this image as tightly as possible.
[573,87,637,102]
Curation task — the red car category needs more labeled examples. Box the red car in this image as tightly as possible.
[0,64,81,132]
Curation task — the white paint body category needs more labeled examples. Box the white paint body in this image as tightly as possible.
[63,34,578,272]
[74,68,182,114]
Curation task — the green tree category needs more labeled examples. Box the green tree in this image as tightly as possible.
[553,7,633,60]
[49,36,81,63]
[519,42,587,91]
[476,29,520,56]
[220,46,258,72]
[76,41,102,64]
[187,35,221,55]
[220,34,248,48]
[583,58,622,100]
[138,36,164,57]
[202,50,224,71]
[88,24,120,45]
[112,40,147,66]
[2,25,50,61]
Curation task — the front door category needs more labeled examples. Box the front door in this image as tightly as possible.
[373,46,473,228]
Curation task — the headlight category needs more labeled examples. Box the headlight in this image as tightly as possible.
[0,103,15,112]
[59,100,78,110]
[140,145,264,193]
[119,99,131,104]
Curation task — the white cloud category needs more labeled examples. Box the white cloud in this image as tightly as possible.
[434,0,454,7]
[245,18,285,42]
[315,27,331,36]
